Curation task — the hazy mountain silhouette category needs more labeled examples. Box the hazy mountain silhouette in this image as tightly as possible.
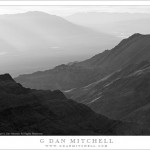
[61,34,150,128]
[0,11,119,76]
[0,73,147,135]
[66,61,150,128]
[15,33,150,91]
[15,33,150,130]
[66,12,150,38]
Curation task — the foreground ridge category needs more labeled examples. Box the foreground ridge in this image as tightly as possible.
[0,74,149,135]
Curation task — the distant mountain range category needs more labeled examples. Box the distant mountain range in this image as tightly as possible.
[15,33,150,131]
[0,11,119,76]
[0,73,147,135]
[1,11,150,135]
[66,12,150,38]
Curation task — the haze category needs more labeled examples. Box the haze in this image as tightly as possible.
[0,6,150,77]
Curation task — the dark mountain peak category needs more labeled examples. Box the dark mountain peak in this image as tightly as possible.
[0,73,15,82]
[0,73,148,135]
[112,33,144,52]
[128,33,143,40]
[122,33,150,44]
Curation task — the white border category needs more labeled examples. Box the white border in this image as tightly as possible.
[0,136,150,149]
[0,1,149,5]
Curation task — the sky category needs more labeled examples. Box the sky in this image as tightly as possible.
[0,5,150,17]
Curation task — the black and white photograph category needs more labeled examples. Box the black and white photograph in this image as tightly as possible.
[0,3,150,137]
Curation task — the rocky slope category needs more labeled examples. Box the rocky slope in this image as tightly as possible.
[0,73,146,135]
[65,60,150,129]
[62,33,150,128]
[13,33,150,134]
[15,33,150,91]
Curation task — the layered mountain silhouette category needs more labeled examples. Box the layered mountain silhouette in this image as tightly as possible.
[0,11,119,76]
[64,34,150,128]
[15,33,150,132]
[66,61,150,124]
[15,33,150,90]
[0,73,147,135]
[66,12,150,38]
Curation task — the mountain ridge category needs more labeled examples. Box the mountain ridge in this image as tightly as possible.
[1,73,148,135]
[65,60,150,129]
[14,33,150,131]
[15,33,150,91]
